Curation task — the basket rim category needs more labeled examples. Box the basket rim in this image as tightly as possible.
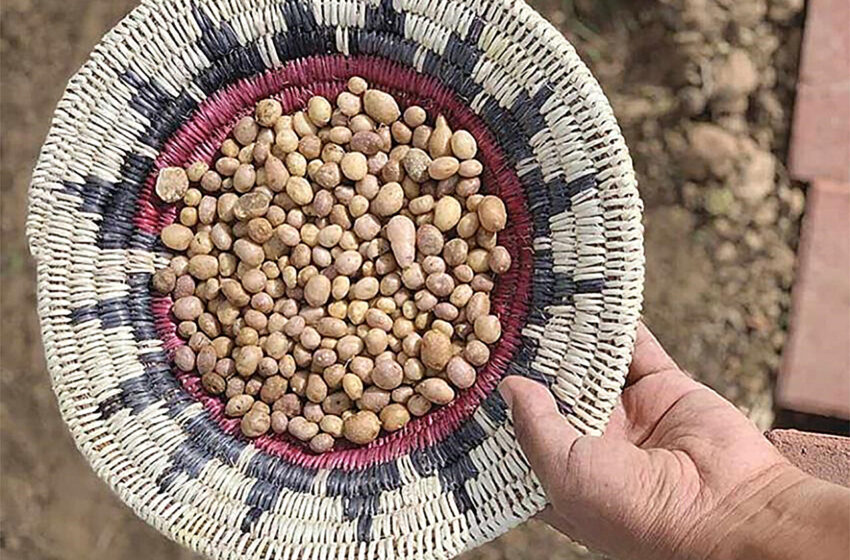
[27,0,644,558]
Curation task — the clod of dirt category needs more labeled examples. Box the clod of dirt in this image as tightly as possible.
[736,144,777,202]
[769,0,806,22]
[684,123,740,179]
[712,49,759,102]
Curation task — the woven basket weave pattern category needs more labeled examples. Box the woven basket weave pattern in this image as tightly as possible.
[26,0,643,558]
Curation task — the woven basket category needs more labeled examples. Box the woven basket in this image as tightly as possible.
[26,0,643,558]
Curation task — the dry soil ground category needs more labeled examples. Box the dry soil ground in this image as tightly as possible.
[0,0,804,558]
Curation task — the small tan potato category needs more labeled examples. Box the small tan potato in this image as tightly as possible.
[353,214,381,240]
[342,373,364,400]
[363,90,401,124]
[201,372,226,395]
[471,274,495,293]
[364,327,389,355]
[428,156,459,180]
[456,177,480,197]
[416,378,455,405]
[321,391,352,416]
[336,335,364,362]
[307,96,332,126]
[351,277,380,300]
[179,208,197,228]
[350,130,383,155]
[371,182,404,216]
[271,410,289,434]
[476,228,498,250]
[233,238,264,267]
[256,99,283,126]
[489,246,512,274]
[274,393,302,417]
[337,90,362,116]
[306,373,329,403]
[186,161,209,182]
[459,159,483,178]
[433,196,462,232]
[467,248,490,274]
[343,410,382,444]
[188,254,219,280]
[265,155,289,191]
[407,394,432,416]
[420,329,452,370]
[466,292,491,323]
[347,301,369,325]
[314,161,341,189]
[320,414,344,437]
[357,386,390,412]
[474,315,502,344]
[446,356,476,389]
[152,268,176,294]
[173,296,204,321]
[196,345,217,375]
[456,212,479,238]
[403,106,427,128]
[386,215,416,268]
[416,224,444,256]
[225,394,254,417]
[235,345,263,377]
[477,195,507,232]
[304,274,332,307]
[340,152,368,181]
[450,130,478,160]
[275,129,299,155]
[449,284,474,308]
[288,416,320,441]
[286,176,313,205]
[380,403,410,432]
[309,433,335,453]
[372,359,403,390]
[290,355,311,377]
[241,409,271,437]
[391,121,412,144]
[317,317,347,338]
[428,115,452,158]
[161,224,195,250]
[323,364,346,389]
[391,385,414,404]
[302,403,325,425]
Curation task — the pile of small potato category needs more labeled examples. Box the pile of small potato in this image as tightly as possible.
[151,77,510,453]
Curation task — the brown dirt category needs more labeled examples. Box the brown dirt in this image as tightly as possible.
[0,0,804,558]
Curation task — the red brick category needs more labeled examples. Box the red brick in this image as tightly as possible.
[789,84,850,183]
[777,180,850,419]
[797,0,850,86]
[788,0,850,183]
[766,429,850,487]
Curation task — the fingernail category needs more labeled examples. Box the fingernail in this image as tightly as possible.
[498,380,514,408]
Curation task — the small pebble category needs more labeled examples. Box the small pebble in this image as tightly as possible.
[156,167,189,203]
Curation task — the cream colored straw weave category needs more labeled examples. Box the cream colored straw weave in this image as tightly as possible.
[27,0,644,558]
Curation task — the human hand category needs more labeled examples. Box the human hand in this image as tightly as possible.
[499,322,850,560]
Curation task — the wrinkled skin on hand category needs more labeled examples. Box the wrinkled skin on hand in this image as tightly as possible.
[499,323,843,560]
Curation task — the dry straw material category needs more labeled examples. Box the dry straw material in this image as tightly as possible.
[26,0,643,558]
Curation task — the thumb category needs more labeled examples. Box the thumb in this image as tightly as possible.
[498,376,580,487]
